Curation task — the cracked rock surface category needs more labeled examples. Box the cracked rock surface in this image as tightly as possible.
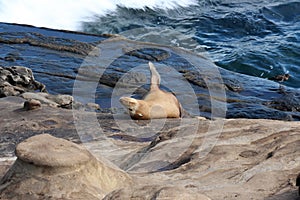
[0,96,299,199]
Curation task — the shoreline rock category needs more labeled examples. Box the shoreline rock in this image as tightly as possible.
[0,96,299,199]
[0,134,131,199]
[1,22,300,120]
[0,66,46,98]
[21,92,73,108]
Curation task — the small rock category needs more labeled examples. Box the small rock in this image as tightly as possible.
[86,102,101,110]
[21,92,58,107]
[197,116,207,120]
[21,92,74,109]
[23,99,41,110]
[49,94,73,108]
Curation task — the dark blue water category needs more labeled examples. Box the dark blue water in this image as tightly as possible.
[81,0,300,88]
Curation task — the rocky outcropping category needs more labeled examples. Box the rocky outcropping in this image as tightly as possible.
[0,66,102,111]
[0,96,299,199]
[0,66,46,97]
[21,92,73,109]
[0,134,131,200]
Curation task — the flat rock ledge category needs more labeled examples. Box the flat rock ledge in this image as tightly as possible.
[0,134,131,200]
[0,96,299,200]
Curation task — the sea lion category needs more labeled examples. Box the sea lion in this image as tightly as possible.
[119,62,182,120]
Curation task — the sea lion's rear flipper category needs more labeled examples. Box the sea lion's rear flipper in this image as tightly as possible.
[149,62,160,91]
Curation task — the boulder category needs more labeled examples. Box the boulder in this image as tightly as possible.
[0,134,132,200]
[23,99,42,110]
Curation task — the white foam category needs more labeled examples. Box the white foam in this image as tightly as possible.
[0,0,197,31]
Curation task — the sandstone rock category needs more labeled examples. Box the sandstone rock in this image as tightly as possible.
[23,99,41,110]
[0,96,299,200]
[0,134,132,200]
[49,94,74,108]
[0,66,46,97]
[21,92,58,107]
[21,92,100,111]
[21,92,73,108]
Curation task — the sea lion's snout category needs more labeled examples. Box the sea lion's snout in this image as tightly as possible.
[119,97,138,113]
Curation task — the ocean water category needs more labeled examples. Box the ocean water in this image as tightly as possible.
[0,0,299,88]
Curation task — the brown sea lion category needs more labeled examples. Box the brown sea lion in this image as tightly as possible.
[119,62,182,120]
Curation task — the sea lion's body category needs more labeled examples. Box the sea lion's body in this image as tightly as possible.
[120,62,182,120]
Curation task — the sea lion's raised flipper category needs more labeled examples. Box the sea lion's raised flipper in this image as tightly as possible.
[119,62,183,120]
[149,62,160,91]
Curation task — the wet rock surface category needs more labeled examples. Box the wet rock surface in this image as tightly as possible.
[0,30,100,56]
[0,22,300,120]
[0,96,299,199]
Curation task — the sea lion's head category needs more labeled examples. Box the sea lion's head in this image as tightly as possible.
[119,97,149,119]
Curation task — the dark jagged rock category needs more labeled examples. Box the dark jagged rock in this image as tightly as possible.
[0,66,46,97]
